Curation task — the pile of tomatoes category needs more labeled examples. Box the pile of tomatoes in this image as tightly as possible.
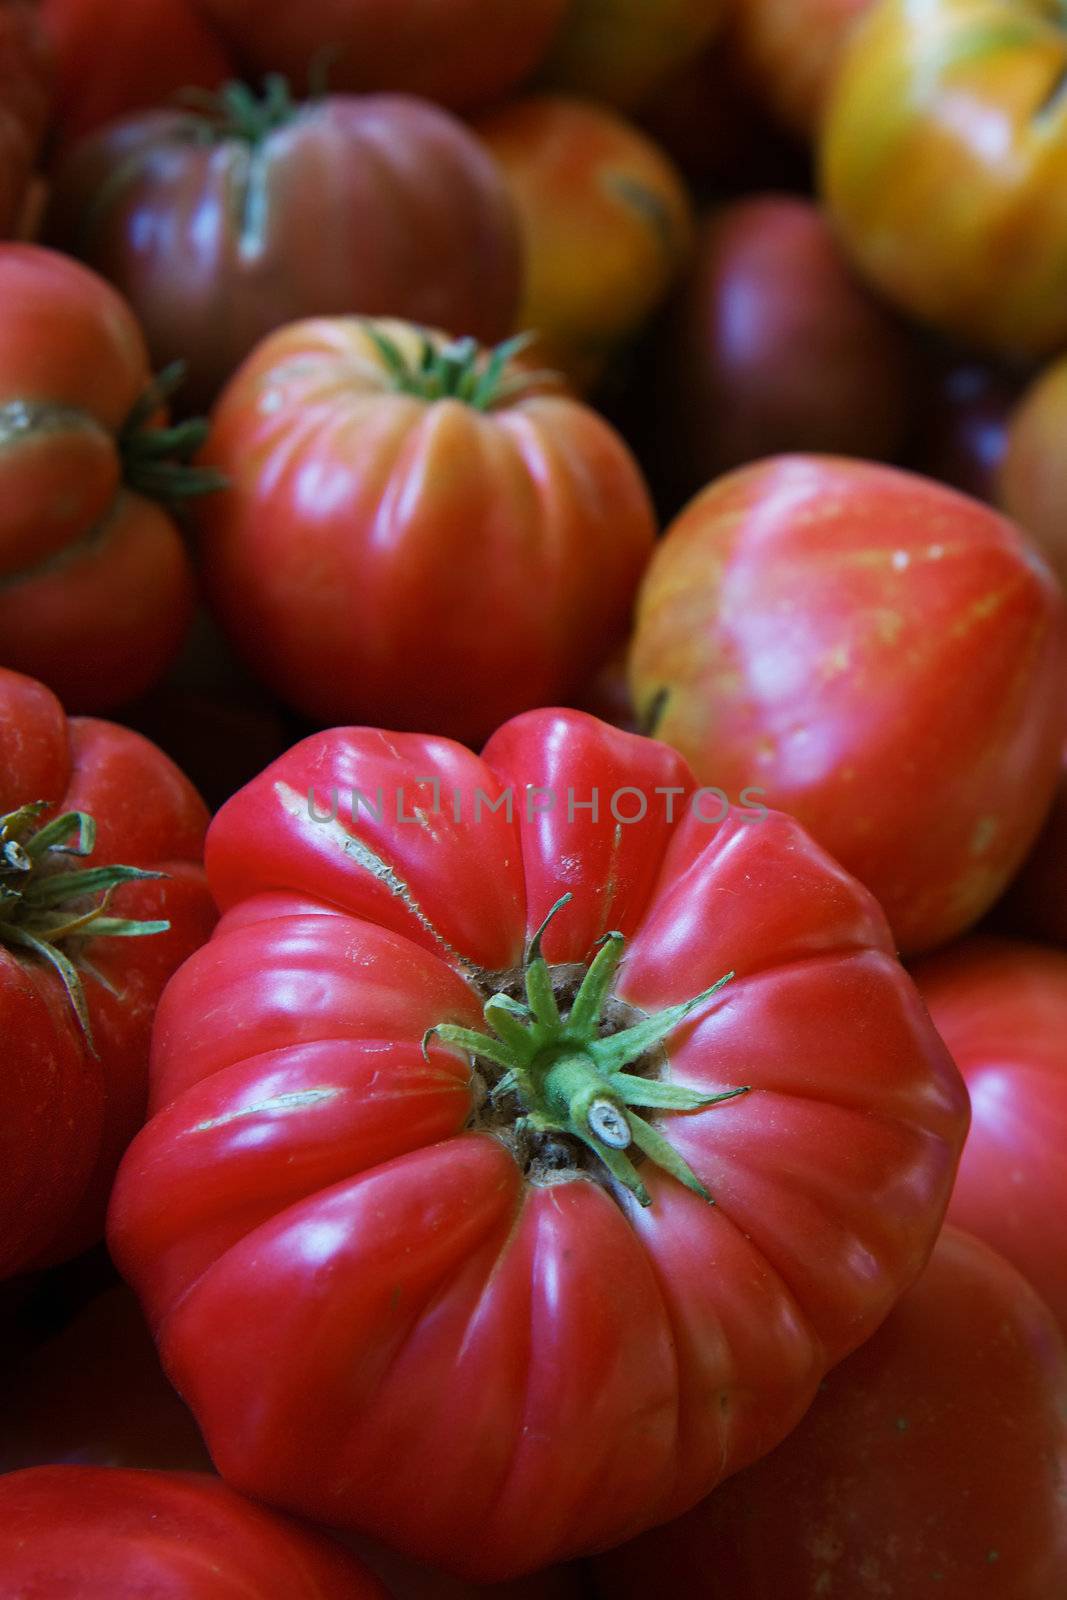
[3,1,1067,1596]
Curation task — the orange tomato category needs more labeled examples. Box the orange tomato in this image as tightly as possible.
[475,95,693,391]
[821,0,1067,357]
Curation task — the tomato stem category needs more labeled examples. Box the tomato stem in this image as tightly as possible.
[363,325,559,413]
[425,894,748,1206]
[0,804,169,1054]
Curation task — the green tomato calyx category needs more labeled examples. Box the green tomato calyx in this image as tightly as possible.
[0,803,169,1055]
[425,894,748,1206]
[364,326,559,413]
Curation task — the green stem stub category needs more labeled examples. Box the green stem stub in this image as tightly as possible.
[425,895,748,1207]
[364,326,558,413]
[119,362,227,504]
[0,804,169,1055]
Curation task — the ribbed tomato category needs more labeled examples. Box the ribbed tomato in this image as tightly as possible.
[45,84,520,409]
[196,320,656,742]
[108,708,967,1580]
[594,1229,1067,1599]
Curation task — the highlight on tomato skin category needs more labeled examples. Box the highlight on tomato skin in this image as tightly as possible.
[591,1227,1067,1600]
[106,705,967,1583]
[194,321,657,745]
[628,454,1067,957]
[914,936,1067,1335]
[44,84,523,411]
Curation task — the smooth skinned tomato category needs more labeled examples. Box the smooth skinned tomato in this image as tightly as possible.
[539,0,727,112]
[45,84,520,411]
[475,95,692,392]
[188,0,568,110]
[914,937,1067,1330]
[649,195,914,500]
[40,0,231,154]
[593,1228,1067,1598]
[629,455,1067,955]
[726,0,874,137]
[821,0,1067,357]
[0,244,213,712]
[0,1467,389,1599]
[1000,354,1067,588]
[107,707,967,1581]
[0,665,216,1280]
[0,0,50,238]
[196,320,656,743]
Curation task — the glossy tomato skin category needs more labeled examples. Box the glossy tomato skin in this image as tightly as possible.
[196,320,656,743]
[914,937,1067,1329]
[652,195,914,499]
[189,0,567,111]
[593,1228,1067,1598]
[0,244,198,710]
[46,96,520,410]
[41,0,230,154]
[0,667,216,1280]
[727,0,874,137]
[108,708,967,1581]
[0,0,50,237]
[540,0,726,112]
[0,1287,584,1600]
[822,0,1067,357]
[1000,355,1067,589]
[475,96,692,392]
[630,456,1067,954]
[0,1467,388,1599]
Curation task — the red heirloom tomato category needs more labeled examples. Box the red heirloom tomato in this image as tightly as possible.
[45,83,520,410]
[0,1467,388,1598]
[197,320,656,743]
[188,0,567,111]
[726,0,874,137]
[41,0,231,154]
[0,1288,584,1600]
[821,0,1067,358]
[0,244,216,712]
[0,0,51,237]
[915,937,1067,1329]
[594,1228,1067,1599]
[540,0,726,112]
[630,456,1067,954]
[0,665,215,1280]
[651,195,914,499]
[474,96,692,393]
[107,707,967,1581]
